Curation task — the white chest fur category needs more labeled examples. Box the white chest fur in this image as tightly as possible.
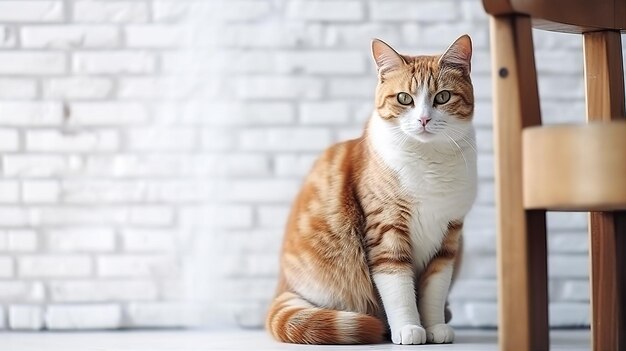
[368,114,477,272]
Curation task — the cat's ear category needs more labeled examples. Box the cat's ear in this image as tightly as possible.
[439,34,472,73]
[371,39,406,76]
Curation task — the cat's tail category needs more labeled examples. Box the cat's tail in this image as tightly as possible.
[266,291,385,344]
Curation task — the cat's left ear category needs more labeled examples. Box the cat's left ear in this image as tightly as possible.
[439,34,472,74]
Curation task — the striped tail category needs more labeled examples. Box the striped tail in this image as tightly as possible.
[266,291,385,344]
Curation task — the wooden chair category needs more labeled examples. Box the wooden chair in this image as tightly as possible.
[481,0,626,350]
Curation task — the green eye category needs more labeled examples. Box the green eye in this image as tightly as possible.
[434,90,451,105]
[397,92,413,105]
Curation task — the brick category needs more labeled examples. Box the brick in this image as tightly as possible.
[192,1,272,21]
[449,280,497,301]
[239,128,331,151]
[413,23,489,49]
[371,1,458,21]
[0,207,30,227]
[2,155,72,178]
[0,306,4,329]
[68,102,147,125]
[143,180,212,203]
[213,23,323,49]
[22,180,60,203]
[97,255,178,277]
[549,255,588,278]
[335,127,363,141]
[0,52,65,75]
[0,1,63,22]
[125,25,186,48]
[549,232,588,253]
[0,102,63,126]
[127,128,196,151]
[274,154,317,177]
[127,302,203,328]
[129,206,174,226]
[0,25,17,48]
[122,229,176,252]
[37,207,127,226]
[118,77,194,99]
[21,26,118,48]
[257,206,290,229]
[216,229,282,255]
[0,282,44,302]
[9,305,44,330]
[179,205,254,229]
[235,76,324,100]
[26,130,119,152]
[323,24,402,49]
[0,230,38,252]
[73,1,148,23]
[329,77,376,98]
[49,280,157,302]
[549,302,589,327]
[46,304,122,329]
[0,180,19,202]
[153,1,194,22]
[61,180,144,204]
[47,228,115,252]
[538,76,585,99]
[223,180,300,203]
[44,78,113,99]
[286,1,364,21]
[547,212,588,231]
[200,129,235,151]
[0,257,14,277]
[535,51,583,74]
[19,255,92,278]
[73,52,156,74]
[0,79,38,99]
[179,102,295,126]
[463,302,497,327]
[299,102,351,124]
[218,253,278,277]
[559,280,589,301]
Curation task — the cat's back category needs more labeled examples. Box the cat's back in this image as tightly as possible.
[284,137,367,243]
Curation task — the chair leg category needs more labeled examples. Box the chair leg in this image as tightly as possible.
[490,15,549,351]
[589,211,626,351]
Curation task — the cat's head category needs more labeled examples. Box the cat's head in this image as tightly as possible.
[371,35,474,145]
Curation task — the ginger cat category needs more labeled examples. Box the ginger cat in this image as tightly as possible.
[266,35,476,345]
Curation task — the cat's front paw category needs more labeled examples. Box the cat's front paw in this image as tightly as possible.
[391,324,426,345]
[426,323,455,344]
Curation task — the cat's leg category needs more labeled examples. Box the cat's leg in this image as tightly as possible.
[368,227,426,345]
[417,221,463,344]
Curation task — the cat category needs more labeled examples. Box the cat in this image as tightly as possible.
[266,35,476,345]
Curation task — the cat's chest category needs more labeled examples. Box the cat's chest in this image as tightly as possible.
[396,156,477,271]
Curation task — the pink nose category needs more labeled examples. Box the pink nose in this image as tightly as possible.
[420,117,432,126]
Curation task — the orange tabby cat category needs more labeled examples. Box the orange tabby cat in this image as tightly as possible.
[266,35,476,345]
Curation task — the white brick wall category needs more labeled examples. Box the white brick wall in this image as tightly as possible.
[0,0,618,331]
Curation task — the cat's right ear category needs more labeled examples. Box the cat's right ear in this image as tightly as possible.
[371,39,406,76]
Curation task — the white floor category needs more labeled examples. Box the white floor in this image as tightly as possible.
[0,329,590,351]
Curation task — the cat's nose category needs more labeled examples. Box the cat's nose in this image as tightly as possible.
[420,117,432,126]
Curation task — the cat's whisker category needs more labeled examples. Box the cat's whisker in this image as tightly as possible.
[443,131,469,176]
[444,127,477,155]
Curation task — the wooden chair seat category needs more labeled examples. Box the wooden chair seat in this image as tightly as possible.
[523,122,626,210]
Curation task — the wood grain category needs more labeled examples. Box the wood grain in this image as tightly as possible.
[490,15,548,351]
[523,123,626,211]
[482,0,626,33]
[583,30,626,351]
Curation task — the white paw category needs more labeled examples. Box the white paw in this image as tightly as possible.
[426,323,455,344]
[391,324,427,345]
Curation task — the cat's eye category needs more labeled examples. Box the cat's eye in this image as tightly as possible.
[397,92,413,105]
[434,90,451,105]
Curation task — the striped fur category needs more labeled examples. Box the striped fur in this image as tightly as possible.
[267,35,476,345]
